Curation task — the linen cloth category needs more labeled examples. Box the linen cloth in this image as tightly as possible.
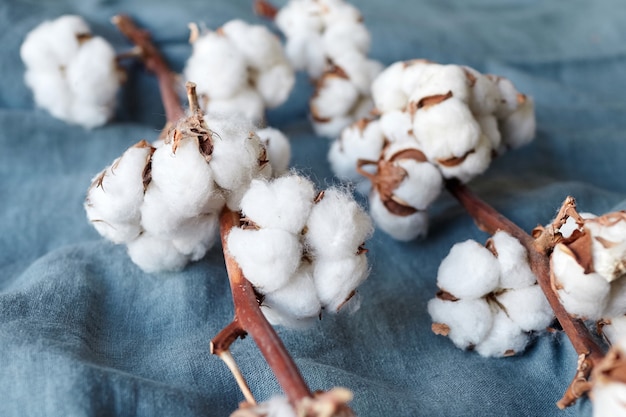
[1,0,625,416]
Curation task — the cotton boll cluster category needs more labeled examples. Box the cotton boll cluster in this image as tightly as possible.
[329,60,536,240]
[428,231,553,357]
[590,339,626,417]
[183,20,295,123]
[86,110,282,273]
[20,15,121,128]
[226,175,372,327]
[551,211,626,323]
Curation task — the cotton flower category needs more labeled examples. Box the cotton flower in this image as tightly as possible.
[20,15,121,128]
[429,232,553,357]
[184,20,295,123]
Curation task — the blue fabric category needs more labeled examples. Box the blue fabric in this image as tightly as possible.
[2,0,625,416]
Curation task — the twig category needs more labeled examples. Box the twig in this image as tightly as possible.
[253,0,279,20]
[217,207,313,405]
[445,179,605,408]
[112,14,185,124]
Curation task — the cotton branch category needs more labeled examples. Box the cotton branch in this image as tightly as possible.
[216,208,313,405]
[112,14,185,124]
[445,179,605,408]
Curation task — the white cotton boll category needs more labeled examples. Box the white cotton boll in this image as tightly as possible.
[171,214,220,261]
[585,216,626,283]
[285,32,327,78]
[475,310,529,357]
[601,315,626,345]
[493,76,522,119]
[592,380,626,417]
[497,286,553,332]
[320,0,363,26]
[323,20,371,63]
[379,110,415,143]
[256,127,291,176]
[311,74,361,120]
[275,1,324,38]
[148,135,222,217]
[85,142,153,244]
[490,231,536,289]
[435,134,493,183]
[240,175,316,234]
[256,63,296,108]
[369,190,429,241]
[383,141,444,211]
[24,70,71,120]
[604,277,626,318]
[400,60,431,97]
[477,115,502,151]
[312,254,368,313]
[499,96,536,150]
[184,32,248,101]
[205,87,265,124]
[233,395,297,417]
[312,115,355,139]
[413,97,482,162]
[371,61,408,112]
[306,188,373,259]
[227,227,302,293]
[140,184,189,239]
[427,297,493,349]
[126,233,189,273]
[328,119,385,183]
[261,265,322,326]
[408,64,471,105]
[463,66,501,116]
[220,20,284,71]
[332,53,381,96]
[552,243,611,320]
[437,239,501,300]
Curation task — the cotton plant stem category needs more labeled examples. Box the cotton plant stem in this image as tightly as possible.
[112,14,185,124]
[445,179,605,407]
[218,208,313,405]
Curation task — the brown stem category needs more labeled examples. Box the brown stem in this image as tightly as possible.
[218,207,313,405]
[445,179,605,407]
[112,14,185,124]
[253,0,278,20]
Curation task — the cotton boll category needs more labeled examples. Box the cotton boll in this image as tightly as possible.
[171,213,220,261]
[552,243,611,320]
[408,64,471,105]
[312,254,369,313]
[477,115,502,151]
[261,265,322,326]
[240,175,316,234]
[140,184,190,239]
[284,32,327,78]
[320,0,363,26]
[435,134,493,183]
[592,379,626,417]
[604,276,626,318]
[371,61,408,112]
[311,74,361,120]
[475,310,529,357]
[331,53,381,96]
[379,110,414,143]
[427,297,493,349]
[585,215,626,283]
[328,119,385,183]
[311,115,355,139]
[205,88,265,124]
[369,190,429,241]
[490,231,536,289]
[220,20,284,71]
[601,315,626,345]
[227,228,302,293]
[306,188,373,259]
[275,1,324,38]
[184,32,248,101]
[400,60,431,97]
[126,233,189,273]
[463,66,501,116]
[85,141,153,243]
[437,239,501,300]
[492,76,522,119]
[149,136,221,217]
[24,70,71,121]
[323,20,370,65]
[256,63,296,108]
[230,395,297,417]
[256,127,291,176]
[499,96,536,150]
[497,286,553,332]
[413,97,482,162]
[384,141,444,211]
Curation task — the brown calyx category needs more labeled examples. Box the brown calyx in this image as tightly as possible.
[432,323,451,336]
[437,149,475,167]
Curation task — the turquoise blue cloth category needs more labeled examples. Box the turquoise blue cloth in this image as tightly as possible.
[2,0,625,416]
